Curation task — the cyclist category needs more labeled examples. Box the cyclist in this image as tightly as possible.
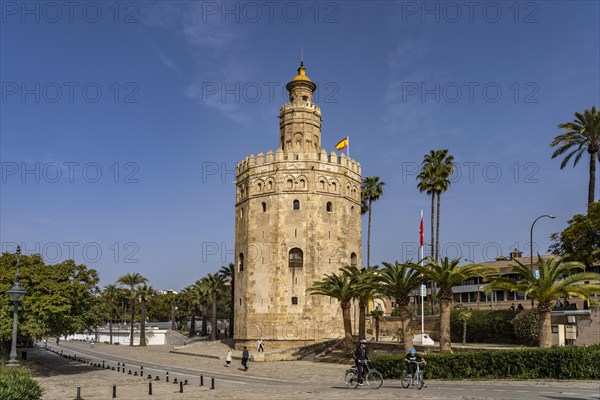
[404,347,426,384]
[353,339,369,386]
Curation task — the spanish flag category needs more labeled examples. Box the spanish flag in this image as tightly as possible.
[335,136,349,151]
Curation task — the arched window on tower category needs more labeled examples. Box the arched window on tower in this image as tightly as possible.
[326,202,333,212]
[262,202,267,212]
[289,248,303,268]
[238,253,244,272]
[293,199,300,210]
[350,253,358,268]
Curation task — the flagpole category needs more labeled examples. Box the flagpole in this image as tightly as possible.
[347,136,350,157]
[420,209,425,339]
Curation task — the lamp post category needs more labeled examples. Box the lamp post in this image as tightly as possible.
[6,246,27,367]
[530,214,555,307]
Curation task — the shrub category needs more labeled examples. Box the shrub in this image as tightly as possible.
[511,308,539,346]
[450,309,516,343]
[370,344,600,380]
[0,367,44,400]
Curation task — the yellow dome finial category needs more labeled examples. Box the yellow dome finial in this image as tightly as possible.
[291,61,312,82]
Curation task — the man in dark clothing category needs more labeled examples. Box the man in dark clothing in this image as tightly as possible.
[404,347,426,379]
[241,346,249,371]
[353,339,369,385]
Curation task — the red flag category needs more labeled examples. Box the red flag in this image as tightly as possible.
[419,211,424,247]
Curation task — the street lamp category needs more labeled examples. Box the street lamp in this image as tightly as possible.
[6,246,27,367]
[530,214,555,307]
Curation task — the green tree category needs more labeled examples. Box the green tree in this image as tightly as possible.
[342,266,379,340]
[551,106,600,206]
[307,269,360,349]
[370,309,384,342]
[219,263,235,338]
[417,150,455,261]
[415,257,497,353]
[379,261,424,353]
[550,202,600,267]
[117,272,148,346]
[203,272,226,341]
[361,176,385,268]
[179,285,200,337]
[486,256,600,347]
[101,284,121,344]
[137,284,156,346]
[0,253,100,358]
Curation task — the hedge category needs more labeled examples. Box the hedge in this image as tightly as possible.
[450,309,516,344]
[0,366,44,400]
[370,344,600,380]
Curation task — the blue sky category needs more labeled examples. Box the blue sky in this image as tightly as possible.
[1,1,599,291]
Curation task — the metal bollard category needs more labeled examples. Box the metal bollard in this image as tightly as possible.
[140,366,144,377]
[76,385,81,400]
[173,378,178,384]
[112,384,116,398]
[200,375,204,386]
[184,379,188,385]
[155,375,160,381]
[147,374,152,380]
[211,377,215,390]
[103,361,105,368]
[117,362,120,372]
[179,381,183,393]
[122,363,125,374]
[148,382,152,396]
[166,371,169,382]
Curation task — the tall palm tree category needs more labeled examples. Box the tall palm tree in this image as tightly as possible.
[219,263,235,338]
[204,272,226,341]
[551,106,600,207]
[117,272,148,346]
[307,269,360,349]
[164,293,178,331]
[414,257,497,353]
[361,176,385,268]
[379,261,424,353]
[194,279,211,337]
[101,284,121,344]
[486,256,600,347]
[417,166,435,258]
[137,284,156,346]
[417,150,455,261]
[179,285,200,337]
[342,265,379,340]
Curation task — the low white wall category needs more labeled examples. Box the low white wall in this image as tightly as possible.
[65,328,167,346]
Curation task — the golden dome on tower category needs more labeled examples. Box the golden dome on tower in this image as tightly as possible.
[286,61,317,93]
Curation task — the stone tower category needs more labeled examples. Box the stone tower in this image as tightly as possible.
[234,63,362,349]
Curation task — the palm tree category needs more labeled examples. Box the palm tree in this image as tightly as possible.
[179,285,200,337]
[370,309,384,342]
[164,293,177,331]
[342,265,379,340]
[361,176,385,268]
[307,269,360,349]
[551,106,600,207]
[486,256,600,347]
[414,257,497,353]
[117,272,148,346]
[417,150,455,261]
[379,261,424,353]
[204,272,226,341]
[137,284,156,346]
[101,284,121,344]
[219,263,235,338]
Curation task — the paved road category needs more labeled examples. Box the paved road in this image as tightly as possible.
[43,342,600,400]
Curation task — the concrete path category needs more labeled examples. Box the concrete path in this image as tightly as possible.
[26,341,600,400]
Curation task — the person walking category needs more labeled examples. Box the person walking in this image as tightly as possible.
[241,346,249,371]
[225,349,232,367]
[257,338,264,353]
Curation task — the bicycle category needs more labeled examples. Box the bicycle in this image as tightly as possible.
[401,361,426,390]
[344,361,383,389]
